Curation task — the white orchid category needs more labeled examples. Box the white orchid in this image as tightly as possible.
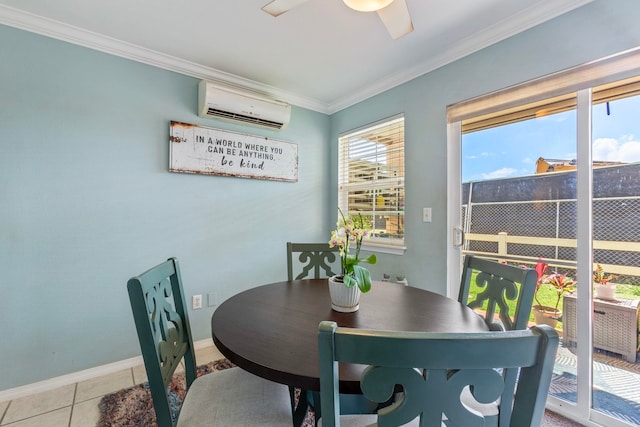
[328,208,377,292]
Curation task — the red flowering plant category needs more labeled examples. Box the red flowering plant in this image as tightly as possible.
[532,258,576,314]
[540,272,577,312]
[533,258,549,307]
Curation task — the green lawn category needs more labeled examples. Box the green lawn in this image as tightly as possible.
[616,283,640,299]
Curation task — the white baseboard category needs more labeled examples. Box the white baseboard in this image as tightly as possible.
[0,339,214,403]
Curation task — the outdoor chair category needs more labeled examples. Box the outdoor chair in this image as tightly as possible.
[127,257,292,427]
[287,242,339,280]
[458,254,538,331]
[317,321,559,427]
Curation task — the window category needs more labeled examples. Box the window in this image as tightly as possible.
[338,114,405,254]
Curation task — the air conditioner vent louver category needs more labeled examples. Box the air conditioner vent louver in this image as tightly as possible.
[205,108,285,130]
[198,80,291,130]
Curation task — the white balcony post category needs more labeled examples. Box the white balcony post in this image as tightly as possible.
[498,232,508,257]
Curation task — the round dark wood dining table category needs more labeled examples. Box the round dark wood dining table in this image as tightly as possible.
[211,279,489,394]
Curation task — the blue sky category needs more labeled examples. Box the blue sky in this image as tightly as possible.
[462,95,640,182]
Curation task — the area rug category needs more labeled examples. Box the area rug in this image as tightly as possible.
[98,358,584,426]
[97,359,235,426]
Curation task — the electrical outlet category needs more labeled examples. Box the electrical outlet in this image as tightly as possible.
[423,207,432,222]
[192,294,202,310]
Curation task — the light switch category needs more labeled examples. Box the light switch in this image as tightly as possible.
[423,207,432,222]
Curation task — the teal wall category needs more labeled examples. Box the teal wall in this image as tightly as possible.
[2,0,640,391]
[330,0,640,294]
[0,25,331,390]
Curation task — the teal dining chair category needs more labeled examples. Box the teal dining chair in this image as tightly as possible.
[457,255,540,426]
[286,242,374,423]
[287,242,340,280]
[127,258,292,427]
[458,254,538,331]
[317,321,559,427]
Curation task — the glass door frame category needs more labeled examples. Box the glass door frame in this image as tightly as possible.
[446,48,640,427]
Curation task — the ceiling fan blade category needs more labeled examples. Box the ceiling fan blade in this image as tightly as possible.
[376,0,413,39]
[262,0,310,17]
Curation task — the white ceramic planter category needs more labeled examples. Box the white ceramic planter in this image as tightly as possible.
[595,282,617,300]
[328,275,361,312]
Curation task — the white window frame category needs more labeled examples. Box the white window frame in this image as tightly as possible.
[338,114,406,256]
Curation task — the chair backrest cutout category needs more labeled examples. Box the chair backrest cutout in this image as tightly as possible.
[318,321,558,427]
[458,254,538,331]
[287,242,339,280]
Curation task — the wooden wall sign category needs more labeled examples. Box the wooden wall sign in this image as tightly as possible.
[169,121,298,182]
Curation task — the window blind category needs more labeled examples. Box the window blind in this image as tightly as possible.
[339,115,405,244]
[447,46,640,132]
[461,76,640,134]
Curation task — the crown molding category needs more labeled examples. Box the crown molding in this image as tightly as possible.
[327,0,594,113]
[1,1,592,116]
[0,4,331,114]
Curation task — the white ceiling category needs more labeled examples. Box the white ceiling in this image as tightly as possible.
[0,0,593,113]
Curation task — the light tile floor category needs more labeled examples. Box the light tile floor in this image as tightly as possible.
[0,345,225,427]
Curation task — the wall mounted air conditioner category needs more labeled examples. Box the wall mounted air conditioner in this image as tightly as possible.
[198,80,291,130]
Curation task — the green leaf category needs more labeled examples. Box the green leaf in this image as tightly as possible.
[343,274,357,288]
[352,265,372,293]
[363,254,377,265]
[344,256,358,267]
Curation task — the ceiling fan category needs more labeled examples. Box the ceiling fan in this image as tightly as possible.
[262,0,414,40]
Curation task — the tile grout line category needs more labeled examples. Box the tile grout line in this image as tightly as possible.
[130,366,136,386]
[0,400,9,425]
[68,382,78,427]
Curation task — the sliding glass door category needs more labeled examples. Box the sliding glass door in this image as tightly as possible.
[447,59,640,426]
[587,81,640,426]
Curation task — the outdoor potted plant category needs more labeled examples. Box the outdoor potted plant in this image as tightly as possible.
[532,267,576,328]
[594,263,618,300]
[327,208,377,312]
[531,259,554,326]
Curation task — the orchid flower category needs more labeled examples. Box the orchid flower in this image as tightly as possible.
[328,207,377,292]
